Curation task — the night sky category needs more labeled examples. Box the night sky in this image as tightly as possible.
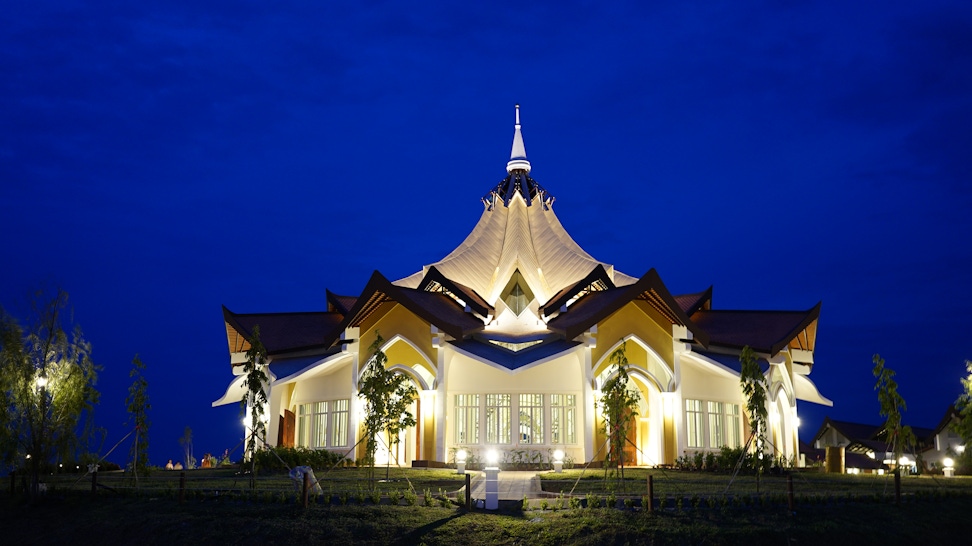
[2,1,971,467]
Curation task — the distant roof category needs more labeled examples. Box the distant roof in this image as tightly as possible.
[673,287,712,316]
[326,290,357,315]
[222,306,344,358]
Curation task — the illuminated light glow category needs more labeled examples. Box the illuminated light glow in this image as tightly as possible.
[795,417,801,428]
[899,456,910,466]
[958,445,966,453]
[553,449,565,463]
[661,392,675,417]
[486,449,499,466]
[35,374,48,389]
[456,449,467,462]
[944,457,954,468]
[877,469,885,475]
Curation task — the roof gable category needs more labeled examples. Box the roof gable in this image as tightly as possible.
[339,270,485,342]
[546,269,708,344]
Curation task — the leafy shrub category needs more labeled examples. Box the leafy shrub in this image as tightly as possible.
[252,446,347,472]
[403,489,418,506]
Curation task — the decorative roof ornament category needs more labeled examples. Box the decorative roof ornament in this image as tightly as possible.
[507,104,531,173]
[484,105,553,210]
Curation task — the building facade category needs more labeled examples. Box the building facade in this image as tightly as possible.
[214,106,832,467]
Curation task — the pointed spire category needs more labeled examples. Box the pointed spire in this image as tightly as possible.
[506,104,531,173]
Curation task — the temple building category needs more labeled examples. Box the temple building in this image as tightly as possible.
[213,106,832,467]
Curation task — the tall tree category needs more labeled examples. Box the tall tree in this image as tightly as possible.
[126,354,150,479]
[599,341,640,484]
[739,346,768,487]
[873,354,915,471]
[240,326,269,487]
[357,332,417,485]
[0,289,100,499]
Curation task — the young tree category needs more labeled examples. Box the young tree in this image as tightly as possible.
[126,354,150,479]
[357,332,417,485]
[0,289,100,499]
[873,354,915,471]
[240,326,269,486]
[599,342,640,485]
[179,426,195,470]
[739,346,768,487]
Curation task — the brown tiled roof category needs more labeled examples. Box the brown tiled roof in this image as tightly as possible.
[222,306,344,358]
[546,269,707,344]
[326,290,357,315]
[672,286,712,316]
[338,270,485,342]
[690,302,820,355]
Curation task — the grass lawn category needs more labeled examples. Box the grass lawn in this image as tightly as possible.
[3,490,972,545]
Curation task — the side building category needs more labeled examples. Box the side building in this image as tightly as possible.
[213,106,832,468]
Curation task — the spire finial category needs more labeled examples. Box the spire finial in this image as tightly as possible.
[507,104,531,173]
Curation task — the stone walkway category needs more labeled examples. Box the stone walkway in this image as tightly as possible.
[465,470,543,501]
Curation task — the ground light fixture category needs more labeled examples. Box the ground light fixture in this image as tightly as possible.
[456,449,467,474]
[944,457,956,478]
[484,449,500,510]
[553,449,565,473]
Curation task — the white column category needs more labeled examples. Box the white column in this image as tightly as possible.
[433,326,448,462]
[581,327,597,462]
[343,328,360,454]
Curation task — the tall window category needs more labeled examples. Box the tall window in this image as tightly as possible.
[485,394,512,444]
[330,399,349,447]
[707,401,724,448]
[519,394,544,444]
[455,394,480,444]
[725,403,741,448]
[685,399,704,448]
[550,394,576,444]
[297,400,349,448]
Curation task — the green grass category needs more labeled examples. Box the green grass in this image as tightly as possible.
[35,466,468,500]
[4,491,972,544]
[539,467,972,499]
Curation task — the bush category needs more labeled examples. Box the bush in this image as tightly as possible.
[252,446,347,472]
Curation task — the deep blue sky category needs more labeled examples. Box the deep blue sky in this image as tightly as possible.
[2,1,970,467]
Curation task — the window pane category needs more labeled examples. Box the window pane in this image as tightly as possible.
[707,401,723,448]
[331,399,349,447]
[725,403,741,448]
[486,394,511,444]
[519,394,543,444]
[455,394,480,444]
[297,403,311,448]
[313,401,327,448]
[551,394,576,444]
[685,399,704,448]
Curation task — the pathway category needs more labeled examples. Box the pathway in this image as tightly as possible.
[465,470,544,501]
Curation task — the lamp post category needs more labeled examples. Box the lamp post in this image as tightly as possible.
[553,449,564,473]
[944,457,955,478]
[484,449,499,510]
